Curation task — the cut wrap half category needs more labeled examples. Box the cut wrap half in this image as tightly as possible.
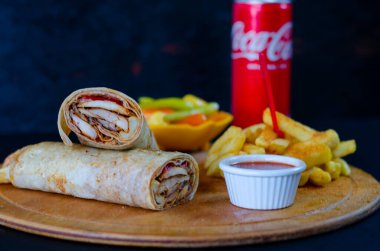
[0,142,199,210]
[58,87,158,150]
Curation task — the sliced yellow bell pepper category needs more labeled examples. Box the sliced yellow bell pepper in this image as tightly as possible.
[182,94,208,107]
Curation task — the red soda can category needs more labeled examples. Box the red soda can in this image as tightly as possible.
[231,0,292,128]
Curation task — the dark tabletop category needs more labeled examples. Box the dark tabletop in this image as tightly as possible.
[1,118,379,251]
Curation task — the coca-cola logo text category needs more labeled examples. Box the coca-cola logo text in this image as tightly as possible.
[232,21,292,62]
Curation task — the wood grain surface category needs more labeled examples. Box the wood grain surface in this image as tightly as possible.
[0,152,379,247]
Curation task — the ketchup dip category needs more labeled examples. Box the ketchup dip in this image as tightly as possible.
[219,154,306,210]
[231,161,295,170]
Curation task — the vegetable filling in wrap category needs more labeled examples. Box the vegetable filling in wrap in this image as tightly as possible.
[0,142,199,210]
[58,87,158,150]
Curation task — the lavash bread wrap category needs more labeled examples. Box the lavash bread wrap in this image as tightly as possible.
[58,87,158,150]
[0,142,199,210]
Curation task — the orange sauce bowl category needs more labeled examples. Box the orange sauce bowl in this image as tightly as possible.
[148,111,233,151]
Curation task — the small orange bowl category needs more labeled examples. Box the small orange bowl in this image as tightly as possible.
[148,112,233,151]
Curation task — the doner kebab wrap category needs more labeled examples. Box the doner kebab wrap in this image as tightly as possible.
[0,142,199,210]
[58,87,158,150]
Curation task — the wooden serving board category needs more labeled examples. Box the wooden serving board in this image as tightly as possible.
[0,153,379,248]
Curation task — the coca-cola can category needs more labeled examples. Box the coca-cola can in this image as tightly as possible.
[231,0,292,128]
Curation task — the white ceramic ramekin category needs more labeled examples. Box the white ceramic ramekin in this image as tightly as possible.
[219,154,306,210]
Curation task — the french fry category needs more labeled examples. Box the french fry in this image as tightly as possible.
[263,108,315,142]
[201,142,211,151]
[206,152,238,177]
[207,151,247,177]
[284,140,332,168]
[333,140,356,158]
[206,157,221,177]
[208,126,242,155]
[205,152,219,170]
[205,126,246,177]
[299,169,312,187]
[335,158,351,176]
[219,168,225,178]
[206,156,221,177]
[267,138,290,154]
[284,133,299,145]
[243,123,265,144]
[311,129,340,149]
[323,161,342,180]
[218,151,252,177]
[206,126,244,167]
[205,107,356,186]
[0,166,10,184]
[243,143,265,154]
[218,131,246,156]
[255,126,277,148]
[309,167,332,186]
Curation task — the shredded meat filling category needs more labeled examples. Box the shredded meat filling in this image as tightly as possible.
[153,159,195,208]
[68,95,139,145]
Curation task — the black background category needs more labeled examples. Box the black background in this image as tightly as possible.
[0,1,380,250]
[0,0,379,134]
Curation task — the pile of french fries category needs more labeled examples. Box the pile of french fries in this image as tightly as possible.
[205,108,356,187]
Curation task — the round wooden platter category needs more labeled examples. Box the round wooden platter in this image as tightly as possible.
[0,153,379,248]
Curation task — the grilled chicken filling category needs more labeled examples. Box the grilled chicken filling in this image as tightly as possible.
[68,95,139,145]
[153,159,194,207]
